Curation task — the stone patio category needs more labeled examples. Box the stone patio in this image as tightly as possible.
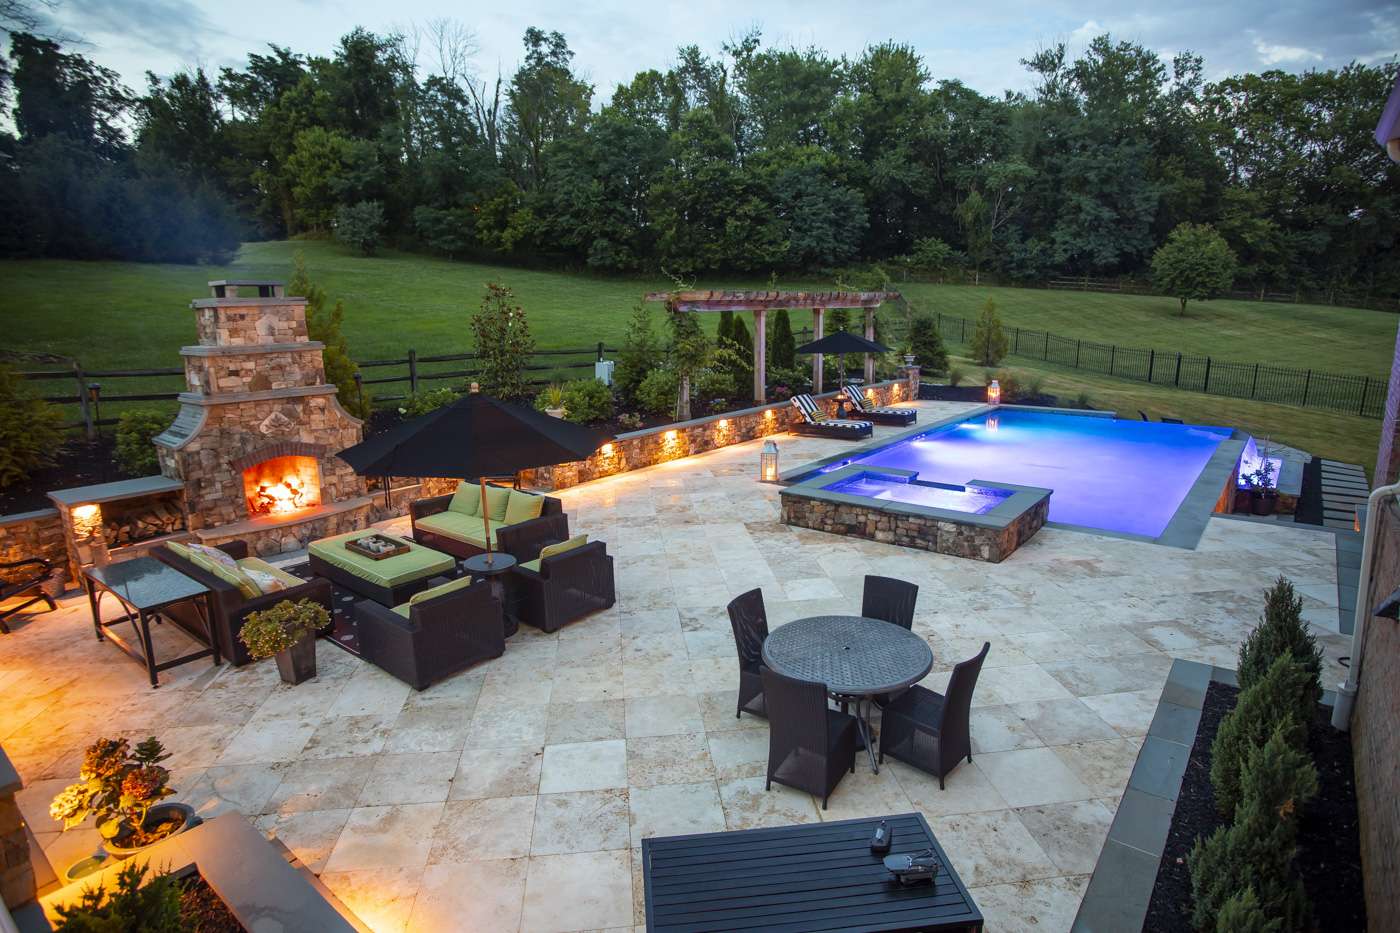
[0,400,1352,932]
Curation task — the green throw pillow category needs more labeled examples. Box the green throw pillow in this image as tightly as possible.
[484,484,512,522]
[504,490,545,525]
[407,576,474,606]
[539,535,589,561]
[164,541,192,560]
[449,482,482,517]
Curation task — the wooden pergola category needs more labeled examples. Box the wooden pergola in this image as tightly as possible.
[643,290,900,404]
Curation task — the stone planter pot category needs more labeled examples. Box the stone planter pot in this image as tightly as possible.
[545,407,567,419]
[102,802,202,860]
[274,635,317,685]
[903,354,916,366]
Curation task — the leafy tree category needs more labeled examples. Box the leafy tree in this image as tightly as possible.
[1151,222,1238,315]
[284,127,356,232]
[908,315,948,374]
[413,206,473,258]
[504,28,591,190]
[769,308,796,369]
[968,298,1008,366]
[289,253,370,418]
[471,282,535,400]
[558,378,613,423]
[904,236,961,279]
[0,363,65,489]
[334,200,385,255]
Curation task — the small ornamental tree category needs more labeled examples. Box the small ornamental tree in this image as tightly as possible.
[1209,653,1314,820]
[717,310,735,344]
[908,315,948,375]
[472,283,536,401]
[1238,576,1322,700]
[769,308,796,369]
[666,307,710,421]
[969,297,1009,366]
[0,363,65,490]
[334,200,386,255]
[1215,889,1283,933]
[1151,222,1238,316]
[616,302,660,402]
[290,253,370,419]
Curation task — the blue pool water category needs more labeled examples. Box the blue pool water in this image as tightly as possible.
[821,410,1232,537]
[822,474,1012,514]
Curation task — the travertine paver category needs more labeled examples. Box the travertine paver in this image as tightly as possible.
[0,400,1351,932]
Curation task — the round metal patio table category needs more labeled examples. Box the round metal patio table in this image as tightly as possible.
[761,615,934,773]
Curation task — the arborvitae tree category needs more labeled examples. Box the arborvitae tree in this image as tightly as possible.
[289,253,370,419]
[730,315,753,358]
[969,297,1008,366]
[1209,653,1314,820]
[770,309,796,369]
[1238,577,1322,701]
[1215,889,1283,933]
[717,310,735,344]
[1190,725,1316,931]
[615,301,659,403]
[908,315,949,374]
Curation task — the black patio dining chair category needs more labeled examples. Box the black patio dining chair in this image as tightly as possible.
[726,588,769,720]
[862,575,918,631]
[878,642,990,788]
[762,667,858,808]
[1,557,57,634]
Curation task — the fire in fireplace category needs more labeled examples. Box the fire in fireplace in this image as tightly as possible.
[243,455,321,517]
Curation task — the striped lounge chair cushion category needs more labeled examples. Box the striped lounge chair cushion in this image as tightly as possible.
[790,395,870,431]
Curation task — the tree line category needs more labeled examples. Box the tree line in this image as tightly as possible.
[1,14,1396,302]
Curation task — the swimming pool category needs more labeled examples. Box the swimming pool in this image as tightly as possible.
[803,408,1237,538]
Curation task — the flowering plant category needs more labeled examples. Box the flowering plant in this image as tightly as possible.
[50,737,175,842]
[239,598,328,659]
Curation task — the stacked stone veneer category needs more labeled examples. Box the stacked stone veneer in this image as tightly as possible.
[528,373,916,491]
[0,746,36,909]
[0,510,66,592]
[780,492,1049,563]
[154,282,369,542]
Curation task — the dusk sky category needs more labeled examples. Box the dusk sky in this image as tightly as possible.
[24,0,1400,99]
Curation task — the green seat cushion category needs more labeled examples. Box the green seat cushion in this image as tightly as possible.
[504,490,545,525]
[519,557,542,572]
[415,510,497,547]
[164,541,192,560]
[236,557,302,589]
[308,531,455,589]
[449,482,482,517]
[391,603,413,619]
[520,534,590,574]
[408,575,474,606]
[484,484,511,522]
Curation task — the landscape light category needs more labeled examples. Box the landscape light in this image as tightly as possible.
[987,380,1001,405]
[760,441,779,482]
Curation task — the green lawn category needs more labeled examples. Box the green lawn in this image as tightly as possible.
[1,239,1391,466]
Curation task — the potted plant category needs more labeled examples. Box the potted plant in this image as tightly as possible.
[536,383,567,419]
[1243,457,1278,516]
[238,598,328,685]
[50,737,198,872]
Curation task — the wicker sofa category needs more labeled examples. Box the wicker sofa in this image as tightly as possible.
[154,540,333,667]
[411,482,567,562]
[509,536,616,633]
[354,577,505,689]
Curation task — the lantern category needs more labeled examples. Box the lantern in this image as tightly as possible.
[987,379,1001,405]
[760,440,779,482]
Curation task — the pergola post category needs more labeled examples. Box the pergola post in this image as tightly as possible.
[863,308,876,386]
[753,307,767,403]
[812,307,825,394]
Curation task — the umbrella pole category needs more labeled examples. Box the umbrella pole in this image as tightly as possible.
[479,477,492,566]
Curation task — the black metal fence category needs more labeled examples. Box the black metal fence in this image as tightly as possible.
[20,344,617,437]
[932,311,1386,419]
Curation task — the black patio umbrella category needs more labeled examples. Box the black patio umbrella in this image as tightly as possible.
[795,330,892,384]
[338,393,611,559]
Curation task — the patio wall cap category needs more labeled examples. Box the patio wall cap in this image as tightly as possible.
[0,507,59,527]
[47,475,183,508]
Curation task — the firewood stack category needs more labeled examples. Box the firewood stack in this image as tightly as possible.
[102,497,185,548]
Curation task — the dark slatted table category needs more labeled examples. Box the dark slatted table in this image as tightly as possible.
[642,812,983,932]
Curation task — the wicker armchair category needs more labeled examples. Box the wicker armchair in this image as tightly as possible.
[410,490,566,562]
[726,589,769,720]
[762,667,858,808]
[1,558,57,634]
[354,580,505,690]
[878,642,990,788]
[154,541,333,666]
[509,540,615,633]
[862,575,918,630]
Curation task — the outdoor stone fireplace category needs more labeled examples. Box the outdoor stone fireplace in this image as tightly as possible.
[153,281,374,555]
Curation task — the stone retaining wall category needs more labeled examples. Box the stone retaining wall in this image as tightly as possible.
[0,509,67,593]
[527,374,916,491]
[780,487,1049,563]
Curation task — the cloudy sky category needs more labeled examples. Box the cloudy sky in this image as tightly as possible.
[30,0,1400,99]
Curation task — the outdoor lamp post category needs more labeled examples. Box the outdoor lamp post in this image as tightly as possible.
[88,382,102,439]
[760,440,779,482]
[987,379,1001,405]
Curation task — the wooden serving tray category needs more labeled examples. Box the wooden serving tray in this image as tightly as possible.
[345,533,410,561]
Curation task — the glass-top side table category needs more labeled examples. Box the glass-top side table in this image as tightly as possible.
[83,557,220,688]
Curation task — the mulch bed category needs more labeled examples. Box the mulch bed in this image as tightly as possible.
[1143,681,1366,932]
[180,874,246,932]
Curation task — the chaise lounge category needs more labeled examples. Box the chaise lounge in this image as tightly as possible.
[411,482,567,562]
[789,394,873,439]
[354,577,505,689]
[841,384,917,426]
